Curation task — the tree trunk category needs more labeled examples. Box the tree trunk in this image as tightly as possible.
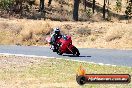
[92,0,95,13]
[48,0,52,6]
[83,0,86,11]
[39,0,45,11]
[107,0,110,19]
[73,0,80,21]
[103,0,106,19]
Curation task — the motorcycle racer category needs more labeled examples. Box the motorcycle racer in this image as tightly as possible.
[50,28,62,52]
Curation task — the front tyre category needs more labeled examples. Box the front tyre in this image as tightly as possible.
[72,46,80,56]
[57,50,63,55]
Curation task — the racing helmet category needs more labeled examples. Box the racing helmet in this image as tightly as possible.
[54,28,60,35]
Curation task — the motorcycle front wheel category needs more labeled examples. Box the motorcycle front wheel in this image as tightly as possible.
[72,46,80,56]
[57,50,63,55]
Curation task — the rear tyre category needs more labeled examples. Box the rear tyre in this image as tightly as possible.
[72,46,80,56]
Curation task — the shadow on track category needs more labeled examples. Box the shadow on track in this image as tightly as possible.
[62,54,91,57]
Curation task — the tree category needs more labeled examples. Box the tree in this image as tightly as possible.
[48,0,52,6]
[73,0,80,21]
[103,0,106,19]
[83,0,86,11]
[106,0,111,20]
[39,0,45,11]
[92,0,95,13]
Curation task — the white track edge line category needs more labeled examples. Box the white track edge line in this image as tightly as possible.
[55,58,117,67]
[0,53,117,67]
[0,53,55,58]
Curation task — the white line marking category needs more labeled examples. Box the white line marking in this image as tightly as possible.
[0,53,118,67]
[111,65,117,67]
[105,64,111,66]
[0,53,55,58]
[55,58,118,67]
[98,63,104,65]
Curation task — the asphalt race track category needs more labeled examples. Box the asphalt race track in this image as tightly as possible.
[0,45,132,67]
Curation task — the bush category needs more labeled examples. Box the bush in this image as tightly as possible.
[125,1,132,20]
[0,0,14,10]
[114,0,122,13]
[77,28,91,36]
[86,8,92,17]
[105,28,125,42]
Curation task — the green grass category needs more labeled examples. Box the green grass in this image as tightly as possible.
[0,56,132,88]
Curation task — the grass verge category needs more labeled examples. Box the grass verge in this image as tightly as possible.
[0,55,132,88]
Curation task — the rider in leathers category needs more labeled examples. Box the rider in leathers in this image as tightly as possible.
[50,28,62,52]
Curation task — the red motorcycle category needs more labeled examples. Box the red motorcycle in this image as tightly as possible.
[46,35,80,56]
